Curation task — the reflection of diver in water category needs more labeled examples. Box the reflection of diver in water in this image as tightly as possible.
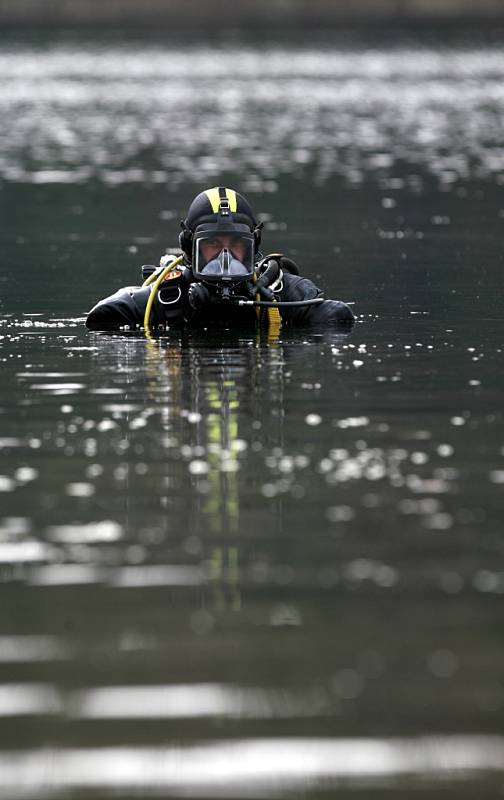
[140,326,353,610]
[86,187,354,334]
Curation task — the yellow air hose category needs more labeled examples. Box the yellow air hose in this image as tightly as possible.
[143,255,184,333]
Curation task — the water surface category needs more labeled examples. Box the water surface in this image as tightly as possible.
[1,29,504,798]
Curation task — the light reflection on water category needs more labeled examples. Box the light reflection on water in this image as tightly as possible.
[1,39,504,187]
[0,736,503,797]
[0,314,504,794]
[1,319,504,589]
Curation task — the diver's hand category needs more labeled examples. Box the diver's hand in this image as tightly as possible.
[254,258,280,300]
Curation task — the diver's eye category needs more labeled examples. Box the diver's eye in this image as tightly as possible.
[200,240,220,254]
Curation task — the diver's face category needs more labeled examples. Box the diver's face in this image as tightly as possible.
[200,235,247,263]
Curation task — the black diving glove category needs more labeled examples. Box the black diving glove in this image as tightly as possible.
[250,254,301,301]
[252,258,281,300]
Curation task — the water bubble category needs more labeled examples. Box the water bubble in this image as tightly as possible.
[424,512,453,530]
[113,465,128,481]
[269,604,302,627]
[232,439,248,453]
[473,570,501,593]
[326,505,355,523]
[346,559,374,581]
[14,467,38,483]
[427,649,459,678]
[188,460,210,476]
[278,457,295,474]
[189,610,215,636]
[97,419,117,432]
[373,564,398,587]
[365,464,386,481]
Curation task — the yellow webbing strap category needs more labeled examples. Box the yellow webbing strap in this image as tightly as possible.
[143,255,184,334]
[225,189,237,212]
[204,187,221,213]
[267,306,281,326]
[204,187,238,213]
[253,269,281,328]
[256,296,281,328]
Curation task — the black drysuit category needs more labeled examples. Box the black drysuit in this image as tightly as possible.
[85,263,354,331]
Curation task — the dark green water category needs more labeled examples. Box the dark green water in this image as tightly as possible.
[1,29,504,798]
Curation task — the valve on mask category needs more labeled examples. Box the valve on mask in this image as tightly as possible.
[186,254,286,313]
[249,257,282,301]
[188,282,247,318]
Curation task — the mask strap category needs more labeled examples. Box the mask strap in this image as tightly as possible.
[218,187,230,217]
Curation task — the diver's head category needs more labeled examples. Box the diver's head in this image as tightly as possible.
[179,187,262,286]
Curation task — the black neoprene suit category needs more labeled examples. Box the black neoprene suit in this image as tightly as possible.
[85,265,354,331]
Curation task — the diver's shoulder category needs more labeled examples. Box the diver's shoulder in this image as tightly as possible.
[86,285,150,330]
[281,271,321,299]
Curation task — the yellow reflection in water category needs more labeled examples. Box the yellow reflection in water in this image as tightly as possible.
[143,330,285,611]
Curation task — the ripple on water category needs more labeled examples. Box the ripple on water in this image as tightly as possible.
[0,736,501,795]
[47,521,123,543]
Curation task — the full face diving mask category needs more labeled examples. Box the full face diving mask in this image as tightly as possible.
[192,224,255,287]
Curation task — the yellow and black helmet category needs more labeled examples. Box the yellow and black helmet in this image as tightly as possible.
[179,187,262,262]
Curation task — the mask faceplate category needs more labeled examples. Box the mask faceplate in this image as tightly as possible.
[193,226,255,284]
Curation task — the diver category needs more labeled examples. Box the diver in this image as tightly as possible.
[85,187,354,332]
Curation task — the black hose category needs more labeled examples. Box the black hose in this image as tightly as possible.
[236,298,325,308]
